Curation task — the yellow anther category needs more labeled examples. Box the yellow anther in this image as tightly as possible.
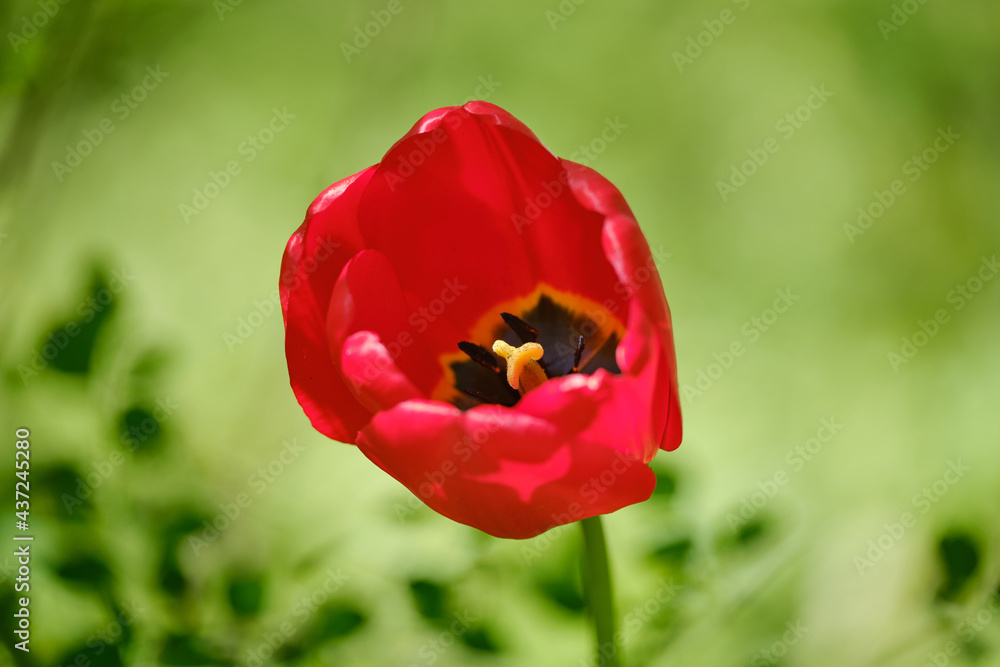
[492,340,548,394]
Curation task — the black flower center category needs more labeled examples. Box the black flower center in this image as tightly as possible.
[446,293,622,410]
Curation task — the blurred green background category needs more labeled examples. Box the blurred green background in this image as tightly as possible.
[1,0,999,665]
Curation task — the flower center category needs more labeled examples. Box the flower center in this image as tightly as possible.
[435,287,627,410]
[491,340,547,394]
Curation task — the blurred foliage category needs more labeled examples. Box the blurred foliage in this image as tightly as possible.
[1,0,999,666]
[936,530,981,602]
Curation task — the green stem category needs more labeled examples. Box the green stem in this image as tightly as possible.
[581,515,621,667]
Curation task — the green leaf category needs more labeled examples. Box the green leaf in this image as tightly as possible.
[56,642,124,667]
[55,553,113,590]
[537,573,585,614]
[313,603,366,640]
[937,531,980,601]
[650,537,693,566]
[409,579,450,624]
[461,625,502,653]
[118,405,165,453]
[651,467,678,498]
[159,633,221,666]
[227,574,265,618]
[41,269,117,376]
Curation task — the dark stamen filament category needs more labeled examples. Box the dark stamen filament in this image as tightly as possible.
[458,341,502,372]
[571,335,585,373]
[457,341,520,405]
[500,312,539,343]
[575,334,615,373]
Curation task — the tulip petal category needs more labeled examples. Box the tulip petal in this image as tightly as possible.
[356,106,627,363]
[283,104,683,540]
[603,214,682,452]
[356,369,656,539]
[563,159,682,452]
[394,101,541,149]
[340,331,423,413]
[357,111,538,355]
[560,159,635,219]
[327,249,445,399]
[280,167,377,444]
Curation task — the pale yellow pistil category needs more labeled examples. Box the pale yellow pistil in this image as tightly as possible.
[492,341,548,395]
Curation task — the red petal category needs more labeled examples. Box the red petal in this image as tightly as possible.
[357,111,536,353]
[393,101,541,147]
[516,369,659,462]
[505,148,625,309]
[356,369,656,539]
[561,159,634,219]
[326,249,444,398]
[340,331,422,413]
[280,167,376,444]
[355,106,625,361]
[602,213,682,452]
[563,159,682,451]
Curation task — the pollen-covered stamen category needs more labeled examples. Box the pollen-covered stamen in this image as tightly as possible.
[492,340,547,394]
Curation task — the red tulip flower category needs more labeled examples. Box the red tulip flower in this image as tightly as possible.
[280,101,681,539]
